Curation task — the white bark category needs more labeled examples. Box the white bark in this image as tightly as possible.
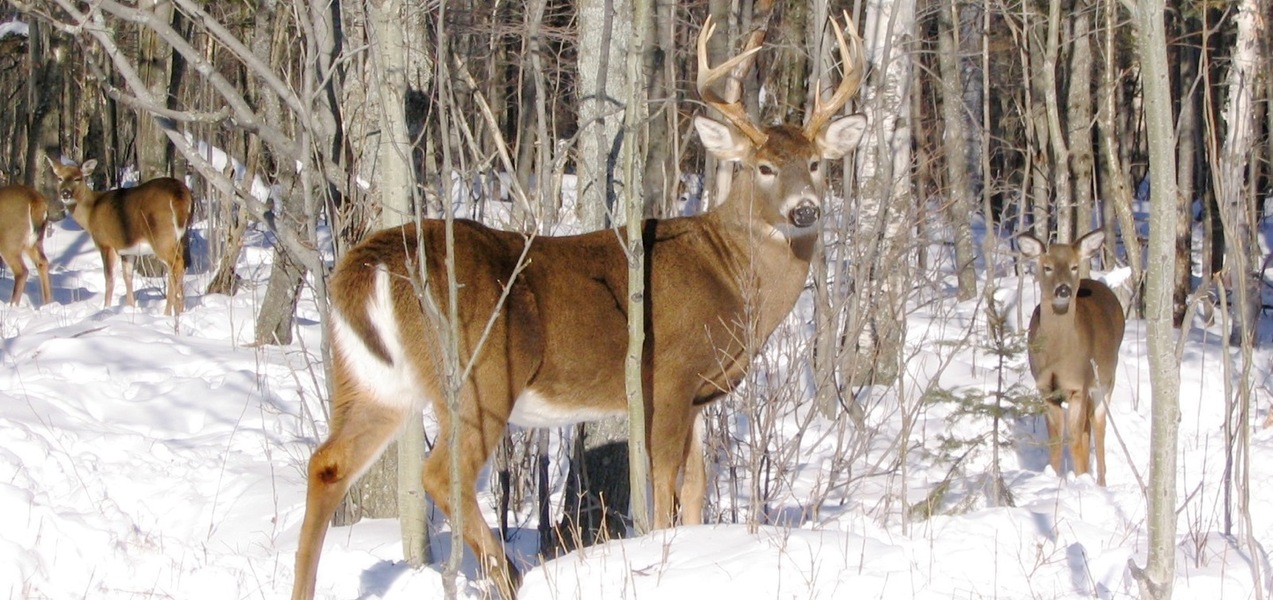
[577,0,631,229]
[1128,0,1180,597]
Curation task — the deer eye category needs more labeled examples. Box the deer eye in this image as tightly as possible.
[1042,265,1053,274]
[809,161,819,173]
[758,164,776,177]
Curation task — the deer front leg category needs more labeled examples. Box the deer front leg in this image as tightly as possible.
[100,245,118,308]
[1044,396,1066,478]
[649,403,694,529]
[677,413,707,526]
[1066,390,1091,479]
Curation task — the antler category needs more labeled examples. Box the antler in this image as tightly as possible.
[804,11,866,138]
[696,15,768,146]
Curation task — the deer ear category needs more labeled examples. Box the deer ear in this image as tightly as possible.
[695,116,749,162]
[816,114,867,159]
[1076,230,1105,258]
[80,159,98,175]
[1018,234,1044,259]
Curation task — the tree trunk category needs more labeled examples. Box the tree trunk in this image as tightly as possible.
[937,0,977,301]
[556,0,636,551]
[1096,0,1141,303]
[367,0,429,568]
[576,0,630,229]
[1067,4,1094,248]
[1129,0,1181,596]
[135,0,175,179]
[851,0,916,387]
[1173,23,1200,327]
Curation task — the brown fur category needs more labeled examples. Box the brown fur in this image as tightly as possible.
[0,185,52,306]
[1021,230,1126,486]
[47,158,193,316]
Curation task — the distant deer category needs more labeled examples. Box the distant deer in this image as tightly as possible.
[0,185,55,306]
[46,158,193,316]
[1019,230,1125,486]
[292,13,867,600]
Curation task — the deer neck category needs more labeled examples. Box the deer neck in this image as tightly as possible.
[69,186,104,226]
[1035,295,1082,343]
[708,185,818,332]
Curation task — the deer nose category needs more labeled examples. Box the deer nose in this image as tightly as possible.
[790,200,820,228]
[1055,284,1072,299]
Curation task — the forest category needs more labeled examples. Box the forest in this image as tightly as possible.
[0,0,1270,598]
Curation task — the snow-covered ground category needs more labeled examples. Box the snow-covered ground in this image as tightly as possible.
[1,205,1271,599]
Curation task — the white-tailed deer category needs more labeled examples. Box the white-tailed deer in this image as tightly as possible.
[46,157,193,316]
[0,184,54,306]
[1020,230,1125,486]
[292,14,867,600]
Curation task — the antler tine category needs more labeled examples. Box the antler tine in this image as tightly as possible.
[804,11,866,137]
[696,15,768,145]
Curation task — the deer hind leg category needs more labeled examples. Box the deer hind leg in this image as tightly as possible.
[1066,389,1092,479]
[154,234,185,316]
[677,411,707,526]
[5,249,29,305]
[420,386,519,600]
[293,386,409,600]
[1092,388,1109,486]
[26,241,51,306]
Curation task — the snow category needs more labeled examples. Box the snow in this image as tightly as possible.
[1,206,1271,599]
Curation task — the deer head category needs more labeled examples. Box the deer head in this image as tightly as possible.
[693,12,867,237]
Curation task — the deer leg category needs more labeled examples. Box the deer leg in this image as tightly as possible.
[26,242,51,306]
[1092,389,1109,486]
[649,402,693,530]
[293,385,409,600]
[156,237,185,316]
[420,389,519,600]
[121,254,137,307]
[677,412,707,526]
[1066,390,1091,478]
[7,253,28,305]
[1044,397,1065,478]
[100,246,118,308]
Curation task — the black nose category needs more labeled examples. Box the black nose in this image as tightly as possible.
[790,202,820,228]
[1055,284,1072,299]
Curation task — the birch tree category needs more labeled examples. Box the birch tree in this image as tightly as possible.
[1127,0,1181,596]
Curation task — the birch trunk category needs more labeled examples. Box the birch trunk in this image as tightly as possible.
[1128,0,1181,596]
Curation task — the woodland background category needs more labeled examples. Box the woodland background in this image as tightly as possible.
[0,0,1269,597]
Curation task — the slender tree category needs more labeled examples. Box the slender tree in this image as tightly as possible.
[1127,0,1181,596]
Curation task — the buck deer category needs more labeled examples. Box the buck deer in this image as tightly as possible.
[46,157,193,316]
[1020,230,1125,486]
[292,13,867,600]
[0,184,55,306]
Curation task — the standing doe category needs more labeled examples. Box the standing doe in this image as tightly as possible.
[47,157,193,316]
[0,184,55,306]
[1020,230,1125,486]
[292,13,867,600]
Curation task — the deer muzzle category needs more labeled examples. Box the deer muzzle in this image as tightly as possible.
[790,200,820,228]
[1050,284,1073,313]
